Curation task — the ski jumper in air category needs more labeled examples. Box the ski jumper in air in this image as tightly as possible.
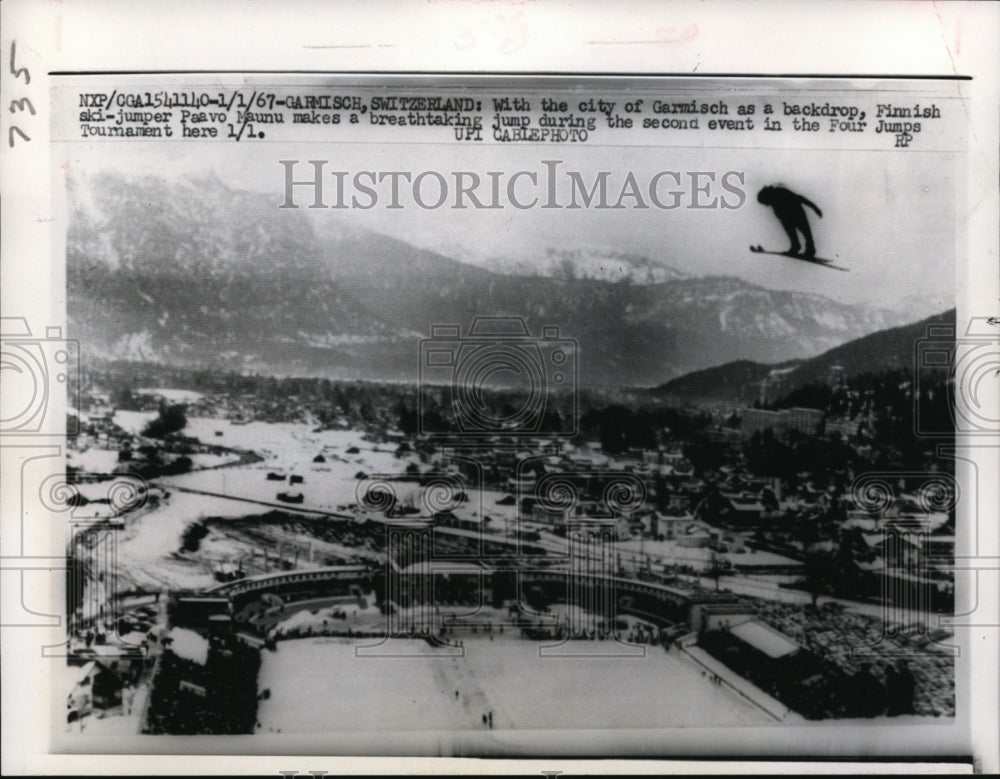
[757,185,823,258]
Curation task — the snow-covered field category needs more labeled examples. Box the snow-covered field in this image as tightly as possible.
[112,412,539,525]
[256,636,771,733]
[114,412,403,474]
[616,537,802,570]
[102,415,412,589]
[134,388,205,403]
[67,448,121,474]
[115,489,265,590]
[116,411,421,507]
[101,413,538,591]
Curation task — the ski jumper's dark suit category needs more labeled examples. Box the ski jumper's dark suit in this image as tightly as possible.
[757,185,823,257]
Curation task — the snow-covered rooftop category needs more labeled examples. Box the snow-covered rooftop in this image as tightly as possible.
[728,620,800,659]
[168,627,209,665]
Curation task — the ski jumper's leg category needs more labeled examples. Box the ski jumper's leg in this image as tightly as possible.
[798,216,816,257]
[778,215,801,255]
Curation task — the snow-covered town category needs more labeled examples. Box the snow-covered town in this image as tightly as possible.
[60,365,956,736]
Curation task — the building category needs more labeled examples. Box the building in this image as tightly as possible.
[710,529,746,553]
[67,660,123,719]
[741,406,823,438]
[697,616,837,718]
[656,491,692,514]
[84,408,117,435]
[711,492,767,525]
[676,528,712,548]
[741,408,786,437]
[170,596,231,628]
[786,407,824,433]
[431,509,483,533]
[643,511,694,540]
[688,601,756,633]
[612,515,633,541]
[725,618,801,660]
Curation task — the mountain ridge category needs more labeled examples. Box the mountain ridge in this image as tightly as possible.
[649,308,956,405]
[67,171,918,387]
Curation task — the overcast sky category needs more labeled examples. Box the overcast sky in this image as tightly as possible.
[60,79,963,313]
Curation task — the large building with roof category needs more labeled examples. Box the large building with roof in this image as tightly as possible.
[698,616,838,719]
[741,406,823,438]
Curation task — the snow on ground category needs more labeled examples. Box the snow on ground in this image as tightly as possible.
[115,489,268,590]
[197,521,381,573]
[114,413,421,512]
[271,601,367,633]
[60,664,148,737]
[168,628,209,665]
[616,537,801,570]
[112,410,157,436]
[189,453,243,469]
[67,448,121,474]
[160,463,374,515]
[106,417,551,554]
[114,413,403,471]
[101,413,799,591]
[101,417,406,585]
[134,388,205,403]
[63,692,149,737]
[111,414,524,528]
[546,602,596,629]
[256,636,771,733]
[706,574,938,624]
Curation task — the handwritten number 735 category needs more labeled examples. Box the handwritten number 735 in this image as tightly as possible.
[8,40,33,147]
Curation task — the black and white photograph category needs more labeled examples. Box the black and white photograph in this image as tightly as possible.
[53,72,965,738]
[1,1,997,775]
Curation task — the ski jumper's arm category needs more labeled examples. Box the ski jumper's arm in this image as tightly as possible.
[798,195,823,218]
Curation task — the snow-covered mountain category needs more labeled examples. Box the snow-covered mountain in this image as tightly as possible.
[460,247,690,284]
[651,309,955,405]
[67,172,916,387]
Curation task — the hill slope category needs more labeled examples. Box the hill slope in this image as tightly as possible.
[651,309,955,405]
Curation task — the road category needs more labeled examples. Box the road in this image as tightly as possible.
[148,481,355,519]
[694,573,947,626]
